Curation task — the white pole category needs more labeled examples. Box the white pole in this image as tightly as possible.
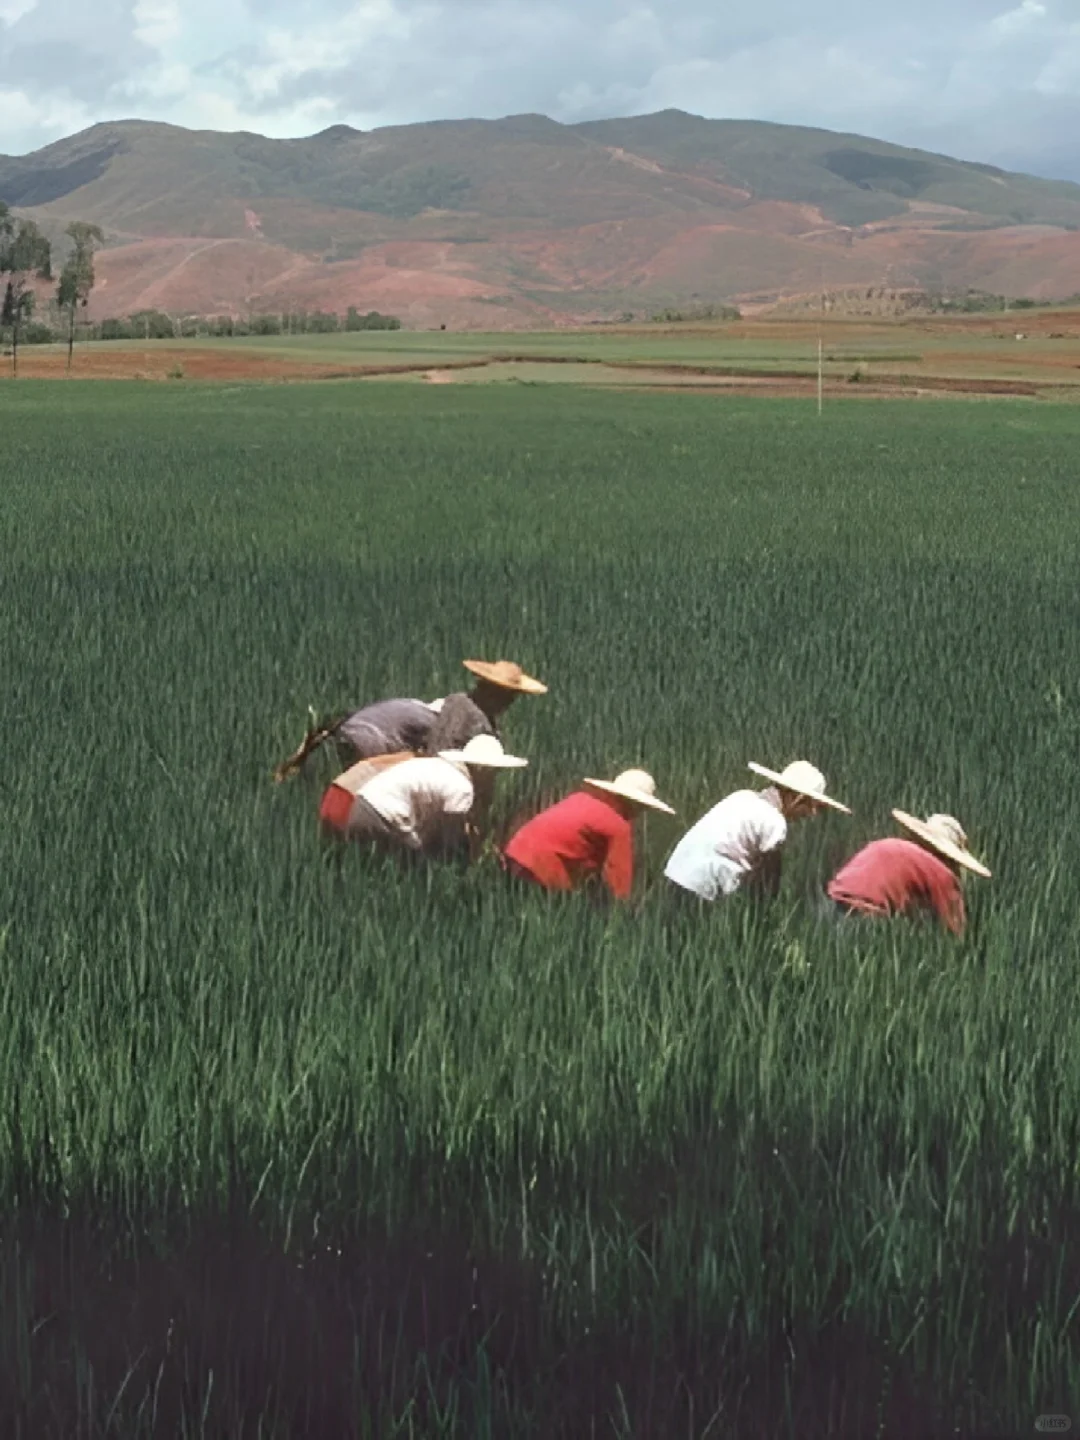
[817,270,825,417]
[818,336,823,417]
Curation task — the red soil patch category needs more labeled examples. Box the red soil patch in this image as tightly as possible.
[92,237,304,320]
[3,347,370,382]
[89,235,562,333]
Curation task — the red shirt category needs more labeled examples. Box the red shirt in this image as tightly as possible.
[827,838,965,935]
[503,790,634,899]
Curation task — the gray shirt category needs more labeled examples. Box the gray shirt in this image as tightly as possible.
[421,693,497,756]
[337,698,438,760]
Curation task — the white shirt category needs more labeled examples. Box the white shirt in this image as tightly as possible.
[359,757,474,850]
[664,789,787,900]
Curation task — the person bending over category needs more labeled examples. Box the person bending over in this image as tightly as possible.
[321,734,527,863]
[502,768,675,902]
[664,759,849,903]
[273,657,545,781]
[826,810,990,937]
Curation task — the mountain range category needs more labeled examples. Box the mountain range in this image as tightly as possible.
[3,110,1080,327]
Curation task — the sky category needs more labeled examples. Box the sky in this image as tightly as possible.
[2,0,1079,180]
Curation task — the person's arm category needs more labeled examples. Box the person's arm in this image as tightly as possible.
[915,860,967,936]
[754,847,783,898]
[938,882,966,937]
[601,826,634,901]
[748,810,787,898]
[465,772,496,864]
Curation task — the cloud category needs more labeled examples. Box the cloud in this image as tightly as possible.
[0,80,88,141]
[132,0,182,50]
[0,0,37,22]
[991,0,1046,38]
[0,0,1078,183]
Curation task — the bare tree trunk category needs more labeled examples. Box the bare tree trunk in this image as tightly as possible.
[67,302,75,373]
[11,312,18,379]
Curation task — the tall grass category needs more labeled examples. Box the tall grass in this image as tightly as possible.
[2,382,1079,1434]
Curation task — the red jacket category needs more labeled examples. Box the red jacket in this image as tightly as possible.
[827,838,965,935]
[503,790,634,899]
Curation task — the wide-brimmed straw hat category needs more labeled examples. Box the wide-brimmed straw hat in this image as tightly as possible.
[747,760,850,814]
[439,734,528,769]
[463,659,547,695]
[892,810,991,877]
[583,768,675,815]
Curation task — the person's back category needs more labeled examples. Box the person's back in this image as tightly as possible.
[504,790,633,897]
[665,788,787,900]
[827,837,964,933]
[421,693,496,756]
[356,756,474,853]
[338,698,439,760]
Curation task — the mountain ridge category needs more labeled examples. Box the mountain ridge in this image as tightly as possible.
[3,110,1080,326]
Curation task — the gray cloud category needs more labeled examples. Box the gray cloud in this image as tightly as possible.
[1,0,1079,183]
[0,0,152,96]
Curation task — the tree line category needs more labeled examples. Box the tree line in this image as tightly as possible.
[91,307,402,341]
[1,202,401,377]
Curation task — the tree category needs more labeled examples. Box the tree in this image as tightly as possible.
[56,221,104,373]
[306,309,339,333]
[345,307,401,331]
[128,309,176,339]
[0,215,52,378]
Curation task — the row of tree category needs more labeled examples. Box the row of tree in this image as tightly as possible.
[0,203,103,376]
[13,307,403,346]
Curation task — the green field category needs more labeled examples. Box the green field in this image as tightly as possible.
[3,382,1080,1436]
[17,314,1080,397]
[105,318,1080,369]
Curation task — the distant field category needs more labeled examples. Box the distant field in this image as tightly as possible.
[5,308,1080,395]
[4,382,1080,1435]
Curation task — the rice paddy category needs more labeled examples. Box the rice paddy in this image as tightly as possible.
[2,380,1079,1436]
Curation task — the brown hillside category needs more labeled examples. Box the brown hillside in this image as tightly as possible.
[4,111,1080,325]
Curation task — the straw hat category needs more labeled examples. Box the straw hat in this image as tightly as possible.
[892,810,991,878]
[439,734,528,769]
[583,768,675,815]
[463,659,547,695]
[747,760,850,814]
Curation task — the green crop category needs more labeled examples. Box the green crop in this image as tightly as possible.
[1,382,1079,1436]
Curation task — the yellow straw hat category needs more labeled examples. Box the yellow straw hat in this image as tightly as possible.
[892,811,991,877]
[583,768,675,815]
[748,760,850,814]
[463,659,547,695]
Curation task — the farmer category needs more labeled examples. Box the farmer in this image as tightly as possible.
[272,658,545,781]
[320,734,527,862]
[502,768,675,901]
[825,810,990,936]
[423,659,547,755]
[664,760,849,903]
